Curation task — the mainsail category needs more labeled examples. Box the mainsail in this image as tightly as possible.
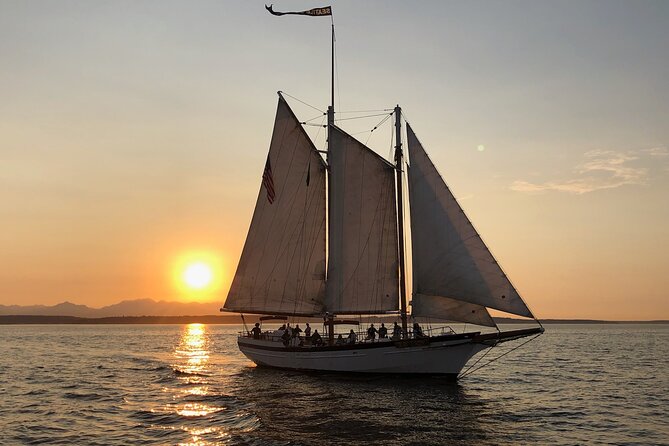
[224,96,326,315]
[326,126,399,314]
[407,124,534,320]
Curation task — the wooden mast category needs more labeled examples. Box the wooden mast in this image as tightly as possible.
[394,106,409,337]
[326,19,335,345]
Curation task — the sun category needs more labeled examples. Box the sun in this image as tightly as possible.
[171,250,226,300]
[183,262,213,290]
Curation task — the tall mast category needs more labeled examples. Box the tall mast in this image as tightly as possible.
[394,106,409,337]
[327,20,335,132]
[326,19,335,343]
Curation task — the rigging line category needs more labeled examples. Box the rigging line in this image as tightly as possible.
[281,91,324,114]
[302,113,327,124]
[338,109,395,114]
[366,112,393,145]
[313,115,326,144]
[459,341,495,376]
[459,334,542,379]
[335,112,392,122]
[350,129,373,136]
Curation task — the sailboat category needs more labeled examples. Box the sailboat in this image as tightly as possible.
[222,7,543,377]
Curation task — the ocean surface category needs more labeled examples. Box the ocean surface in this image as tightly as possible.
[1,323,667,445]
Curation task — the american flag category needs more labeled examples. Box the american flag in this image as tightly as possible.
[262,157,276,204]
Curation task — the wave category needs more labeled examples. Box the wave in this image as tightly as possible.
[63,392,106,401]
[172,368,209,377]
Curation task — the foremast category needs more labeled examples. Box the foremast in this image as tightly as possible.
[394,106,409,337]
[325,17,335,343]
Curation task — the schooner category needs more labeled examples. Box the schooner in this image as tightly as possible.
[221,5,543,377]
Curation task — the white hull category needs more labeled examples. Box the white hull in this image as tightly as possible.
[238,333,490,376]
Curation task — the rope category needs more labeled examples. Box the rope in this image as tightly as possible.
[338,108,394,114]
[366,113,394,145]
[458,333,542,379]
[280,91,324,114]
[458,340,496,376]
[335,112,391,122]
[301,113,327,124]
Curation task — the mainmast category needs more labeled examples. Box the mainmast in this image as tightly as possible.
[328,20,335,128]
[394,106,409,337]
[326,18,335,344]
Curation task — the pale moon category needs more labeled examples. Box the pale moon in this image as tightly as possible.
[477,144,485,152]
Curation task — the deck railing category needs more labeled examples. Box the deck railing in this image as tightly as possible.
[239,324,457,345]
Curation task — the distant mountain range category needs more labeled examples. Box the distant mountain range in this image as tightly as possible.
[1,300,666,324]
[0,299,222,317]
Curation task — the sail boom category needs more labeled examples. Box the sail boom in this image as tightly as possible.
[220,307,324,318]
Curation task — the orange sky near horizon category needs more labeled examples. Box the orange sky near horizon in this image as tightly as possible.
[1,2,668,320]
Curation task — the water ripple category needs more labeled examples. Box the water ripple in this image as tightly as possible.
[1,323,668,445]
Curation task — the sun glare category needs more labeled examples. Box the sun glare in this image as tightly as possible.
[172,250,226,300]
[183,262,213,289]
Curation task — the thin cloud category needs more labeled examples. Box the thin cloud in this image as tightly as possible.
[642,147,668,157]
[510,148,665,195]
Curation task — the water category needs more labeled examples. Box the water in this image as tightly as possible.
[1,324,667,445]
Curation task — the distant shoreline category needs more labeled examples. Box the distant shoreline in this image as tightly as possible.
[0,315,667,325]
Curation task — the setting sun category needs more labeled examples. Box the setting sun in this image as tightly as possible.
[171,251,227,300]
[183,263,213,290]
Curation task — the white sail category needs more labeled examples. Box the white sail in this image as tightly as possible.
[412,294,495,327]
[326,126,399,314]
[224,97,326,315]
[407,124,534,319]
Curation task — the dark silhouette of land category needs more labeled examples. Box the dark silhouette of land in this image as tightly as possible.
[1,315,666,325]
[1,299,666,324]
[0,299,220,318]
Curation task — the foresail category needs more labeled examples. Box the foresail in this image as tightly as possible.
[224,97,326,315]
[412,294,496,327]
[326,127,399,314]
[407,124,534,319]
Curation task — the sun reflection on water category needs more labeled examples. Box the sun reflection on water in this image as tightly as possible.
[174,323,209,377]
[169,324,227,444]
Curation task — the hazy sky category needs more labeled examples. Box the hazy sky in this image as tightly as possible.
[1,1,667,320]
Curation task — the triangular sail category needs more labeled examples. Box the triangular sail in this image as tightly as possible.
[224,97,326,315]
[326,127,399,313]
[412,294,496,327]
[407,124,534,319]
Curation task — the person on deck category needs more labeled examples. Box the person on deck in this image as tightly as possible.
[392,322,402,339]
[347,329,357,344]
[367,324,378,341]
[251,322,262,339]
[273,324,287,339]
[336,334,344,345]
[311,330,323,346]
[281,328,291,346]
[413,322,425,338]
[378,323,388,339]
[304,323,311,338]
[293,324,303,338]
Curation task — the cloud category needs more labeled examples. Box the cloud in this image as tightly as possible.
[642,147,669,157]
[510,148,666,195]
